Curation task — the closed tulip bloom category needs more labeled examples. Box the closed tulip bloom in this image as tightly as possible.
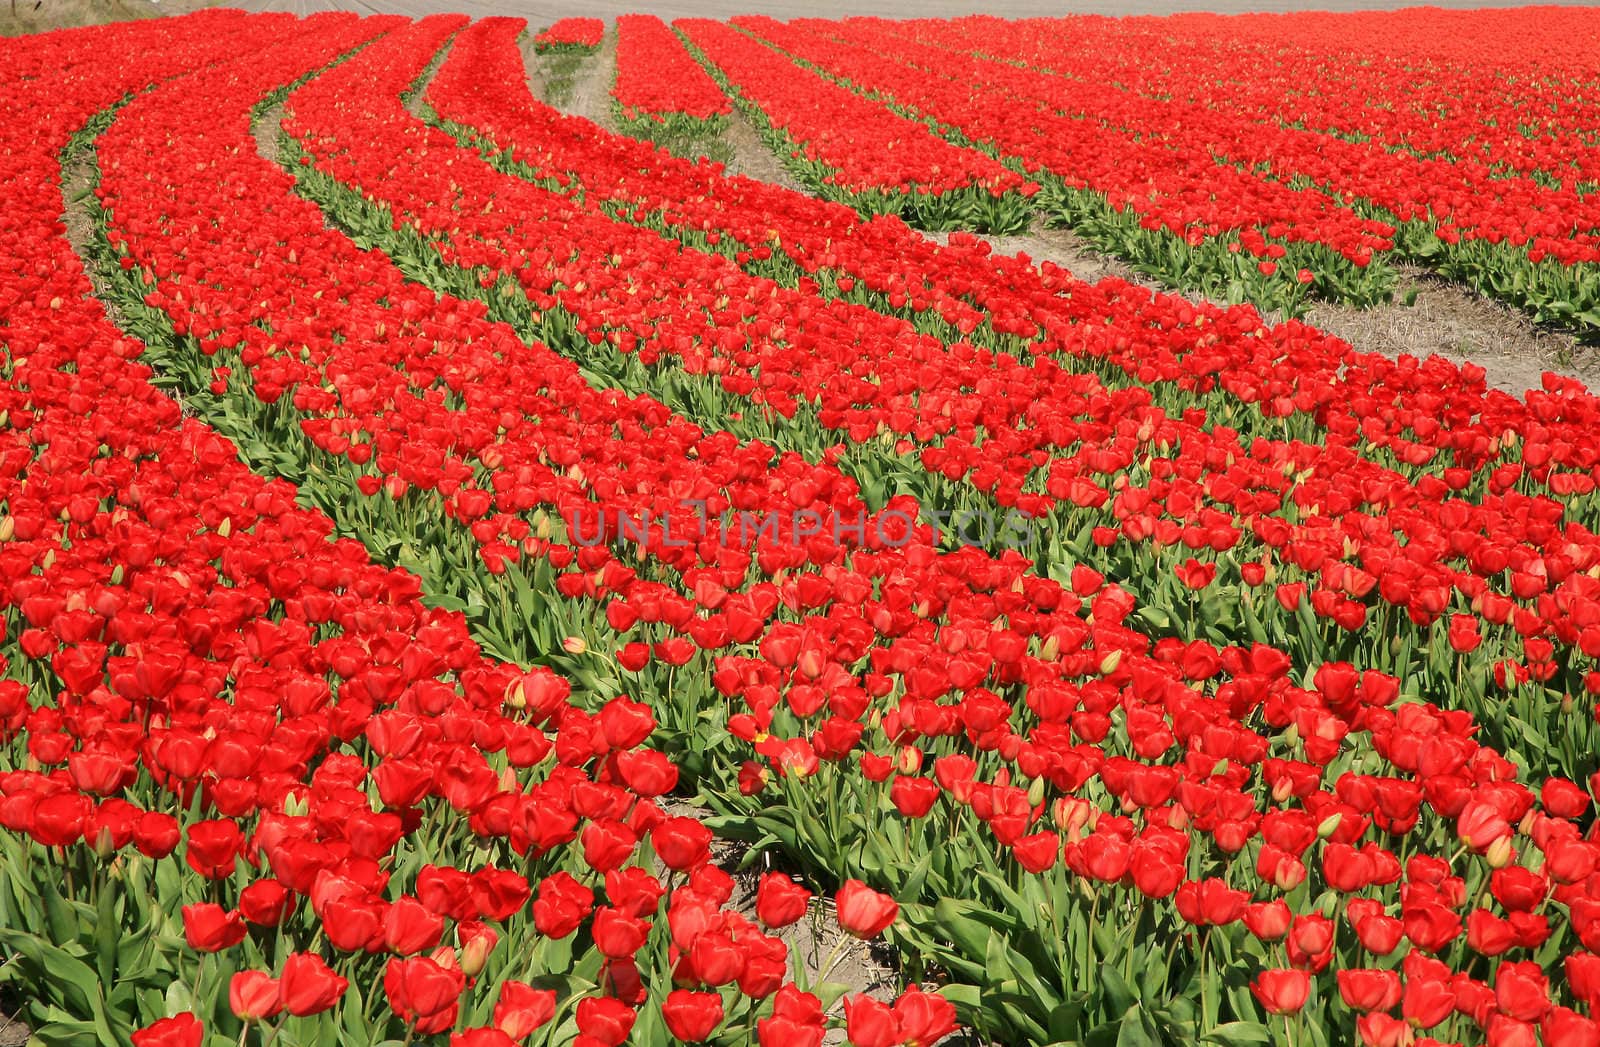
[892,987,958,1046]
[1337,969,1402,1012]
[1250,969,1310,1015]
[182,903,246,953]
[229,971,282,1022]
[835,880,898,938]
[755,873,811,928]
[280,953,348,1016]
[493,981,556,1039]
[1496,961,1552,1022]
[575,996,636,1046]
[844,995,898,1047]
[661,990,724,1043]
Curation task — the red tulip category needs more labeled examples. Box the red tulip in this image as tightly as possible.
[280,953,348,1016]
[1337,969,1402,1012]
[384,955,465,1034]
[494,981,556,1039]
[661,989,724,1042]
[131,1014,203,1047]
[575,996,636,1046]
[835,880,898,938]
[755,873,811,929]
[229,971,282,1022]
[1250,969,1310,1015]
[182,903,246,953]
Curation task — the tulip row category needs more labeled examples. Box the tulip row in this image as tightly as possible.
[874,14,1600,330]
[409,18,1600,797]
[532,18,602,53]
[172,16,1600,1047]
[11,11,1600,1047]
[611,15,730,139]
[671,18,1039,235]
[305,15,1600,816]
[990,9,1600,190]
[730,16,1399,314]
[4,15,952,1047]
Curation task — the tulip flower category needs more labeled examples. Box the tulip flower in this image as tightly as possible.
[835,880,898,938]
[1251,969,1311,1015]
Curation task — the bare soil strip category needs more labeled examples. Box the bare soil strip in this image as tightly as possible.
[547,27,617,130]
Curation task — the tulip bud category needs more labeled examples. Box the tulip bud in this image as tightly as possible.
[533,510,553,540]
[282,791,309,817]
[216,517,232,538]
[41,549,55,570]
[562,636,588,656]
[499,766,518,793]
[1486,836,1515,869]
[895,747,922,774]
[1316,813,1343,840]
[1098,650,1123,675]
[460,932,496,978]
[0,515,13,542]
[1562,693,1575,714]
[505,680,527,710]
[1040,634,1060,661]
[92,825,117,861]
[109,564,124,585]
[1026,776,1046,808]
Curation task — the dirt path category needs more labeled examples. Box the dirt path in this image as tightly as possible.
[546,29,616,130]
[719,105,805,191]
[925,219,1153,289]
[923,225,1588,396]
[1302,265,1591,396]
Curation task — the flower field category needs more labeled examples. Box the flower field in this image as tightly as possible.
[2,7,1600,1047]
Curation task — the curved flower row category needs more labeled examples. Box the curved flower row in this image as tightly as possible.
[2,14,943,1047]
[7,11,1600,1047]
[611,15,729,129]
[1008,8,1600,188]
[385,20,1600,790]
[386,21,1600,750]
[140,16,1600,1047]
[732,15,1398,311]
[672,18,1037,233]
[874,15,1600,326]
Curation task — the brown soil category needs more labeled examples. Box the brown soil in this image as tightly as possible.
[720,105,806,193]
[254,99,285,165]
[925,219,1152,289]
[548,25,616,131]
[921,226,1590,396]
[0,1009,28,1047]
[1,0,218,35]
[1303,265,1592,396]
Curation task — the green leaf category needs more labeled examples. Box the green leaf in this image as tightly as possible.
[1204,1021,1274,1047]
[1114,1006,1161,1047]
